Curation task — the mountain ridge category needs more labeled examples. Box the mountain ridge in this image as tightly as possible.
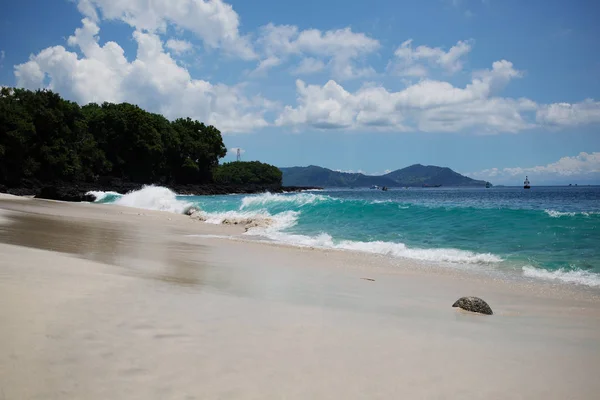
[280,164,489,187]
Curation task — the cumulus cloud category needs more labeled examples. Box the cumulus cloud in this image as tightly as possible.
[276,59,536,133]
[255,24,380,80]
[536,100,600,127]
[76,0,255,59]
[470,152,600,184]
[388,39,473,77]
[165,39,193,55]
[291,57,326,75]
[8,0,600,136]
[14,18,269,133]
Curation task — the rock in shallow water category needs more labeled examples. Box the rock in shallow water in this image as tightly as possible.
[452,296,493,315]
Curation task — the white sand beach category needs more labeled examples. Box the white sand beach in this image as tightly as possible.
[1,194,600,399]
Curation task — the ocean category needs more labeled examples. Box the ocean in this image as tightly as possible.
[89,185,600,288]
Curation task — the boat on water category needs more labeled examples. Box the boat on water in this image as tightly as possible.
[381,186,388,191]
[485,182,491,188]
[370,185,380,190]
[422,184,442,188]
[524,176,531,189]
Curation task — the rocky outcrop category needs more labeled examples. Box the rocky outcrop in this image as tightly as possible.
[452,296,493,315]
[36,184,97,202]
[5,178,322,202]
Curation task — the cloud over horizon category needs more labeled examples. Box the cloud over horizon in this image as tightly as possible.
[469,152,600,184]
[7,0,600,137]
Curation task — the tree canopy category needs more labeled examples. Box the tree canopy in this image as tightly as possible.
[214,161,282,185]
[0,88,242,186]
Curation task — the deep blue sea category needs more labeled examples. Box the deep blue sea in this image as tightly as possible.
[90,186,600,287]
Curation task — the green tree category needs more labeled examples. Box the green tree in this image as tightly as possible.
[214,161,282,185]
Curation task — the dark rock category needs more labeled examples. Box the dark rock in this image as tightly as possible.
[7,187,39,196]
[452,296,493,315]
[0,184,7,193]
[36,185,96,202]
[4,179,323,202]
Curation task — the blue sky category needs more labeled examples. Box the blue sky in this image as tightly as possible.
[1,0,599,184]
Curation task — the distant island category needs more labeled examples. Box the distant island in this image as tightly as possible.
[280,165,489,188]
[0,88,314,200]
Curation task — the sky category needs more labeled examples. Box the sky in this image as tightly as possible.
[0,0,599,185]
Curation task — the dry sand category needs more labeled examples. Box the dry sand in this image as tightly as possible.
[1,194,600,399]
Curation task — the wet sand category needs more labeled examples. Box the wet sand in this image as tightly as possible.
[1,194,600,399]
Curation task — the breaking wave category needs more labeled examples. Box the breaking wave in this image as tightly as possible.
[251,230,503,265]
[522,266,600,287]
[544,209,600,218]
[86,190,121,202]
[240,192,331,209]
[90,186,192,214]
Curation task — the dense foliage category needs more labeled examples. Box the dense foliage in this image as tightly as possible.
[0,88,279,187]
[214,161,282,185]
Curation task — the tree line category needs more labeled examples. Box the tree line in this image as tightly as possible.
[0,88,281,187]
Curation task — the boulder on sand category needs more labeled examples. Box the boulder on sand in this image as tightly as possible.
[452,296,493,315]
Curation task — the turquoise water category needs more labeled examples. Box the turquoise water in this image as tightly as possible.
[93,186,600,287]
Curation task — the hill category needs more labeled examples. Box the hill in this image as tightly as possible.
[280,164,488,187]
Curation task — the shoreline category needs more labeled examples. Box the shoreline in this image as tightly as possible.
[2,194,600,399]
[1,192,598,300]
[2,192,599,293]
[0,180,323,201]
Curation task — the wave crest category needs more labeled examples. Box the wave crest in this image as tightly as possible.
[522,266,600,287]
[113,185,192,214]
[240,192,331,209]
[544,209,599,218]
[255,231,502,265]
[86,190,121,202]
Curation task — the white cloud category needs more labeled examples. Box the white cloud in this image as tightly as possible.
[14,18,269,133]
[165,39,193,55]
[255,23,380,80]
[76,0,255,59]
[389,39,473,77]
[470,152,600,184]
[291,57,326,75]
[536,100,600,127]
[276,59,536,133]
[250,56,283,76]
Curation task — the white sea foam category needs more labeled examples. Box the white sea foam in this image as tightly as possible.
[113,185,192,214]
[203,209,299,231]
[243,228,502,265]
[544,209,599,218]
[86,190,121,202]
[240,192,330,209]
[522,266,600,287]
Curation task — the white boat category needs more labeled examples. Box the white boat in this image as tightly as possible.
[524,176,531,189]
[370,185,380,190]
